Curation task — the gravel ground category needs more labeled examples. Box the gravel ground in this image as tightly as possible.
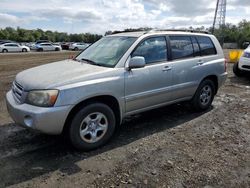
[0,51,249,188]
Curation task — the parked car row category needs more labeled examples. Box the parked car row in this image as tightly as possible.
[0,40,91,53]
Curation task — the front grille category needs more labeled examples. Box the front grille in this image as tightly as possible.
[12,81,24,103]
[242,65,250,70]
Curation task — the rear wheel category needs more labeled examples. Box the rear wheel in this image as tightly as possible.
[55,47,60,51]
[191,79,215,111]
[22,48,27,52]
[2,49,8,53]
[69,103,116,151]
[37,48,43,52]
[233,62,245,77]
[74,47,79,51]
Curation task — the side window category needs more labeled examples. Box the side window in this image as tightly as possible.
[132,37,167,64]
[169,36,193,60]
[191,37,200,56]
[196,36,217,56]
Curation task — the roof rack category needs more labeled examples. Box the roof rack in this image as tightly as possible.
[145,29,211,34]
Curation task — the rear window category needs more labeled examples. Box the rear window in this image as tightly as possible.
[196,36,217,56]
[169,36,193,60]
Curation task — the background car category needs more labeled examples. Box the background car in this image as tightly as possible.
[0,40,15,45]
[0,43,30,53]
[36,43,62,52]
[69,42,90,51]
[61,42,73,50]
[233,46,250,76]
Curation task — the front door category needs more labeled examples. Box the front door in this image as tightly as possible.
[125,36,173,114]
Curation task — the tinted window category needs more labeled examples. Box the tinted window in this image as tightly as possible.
[169,36,193,60]
[191,37,200,56]
[42,44,51,46]
[132,37,167,64]
[196,36,216,56]
[4,44,18,47]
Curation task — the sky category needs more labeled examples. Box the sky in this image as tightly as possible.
[0,0,249,34]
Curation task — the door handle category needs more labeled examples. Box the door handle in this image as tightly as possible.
[162,66,172,71]
[197,60,204,65]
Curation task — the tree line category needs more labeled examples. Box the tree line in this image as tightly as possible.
[0,27,102,43]
[0,19,249,47]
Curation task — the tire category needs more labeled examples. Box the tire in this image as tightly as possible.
[74,47,79,51]
[37,48,43,52]
[69,103,116,151]
[2,49,8,53]
[55,48,60,51]
[191,79,215,111]
[233,62,245,77]
[22,48,27,52]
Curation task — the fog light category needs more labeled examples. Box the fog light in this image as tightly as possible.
[24,115,33,127]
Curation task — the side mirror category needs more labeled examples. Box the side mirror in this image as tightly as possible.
[127,56,146,70]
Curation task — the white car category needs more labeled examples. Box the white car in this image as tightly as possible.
[69,42,90,51]
[36,43,62,52]
[0,43,30,53]
[233,46,250,76]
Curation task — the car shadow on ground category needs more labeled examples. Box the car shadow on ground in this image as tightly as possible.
[0,103,212,187]
[229,74,250,86]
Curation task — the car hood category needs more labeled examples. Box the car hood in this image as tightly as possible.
[16,59,111,90]
[244,48,250,53]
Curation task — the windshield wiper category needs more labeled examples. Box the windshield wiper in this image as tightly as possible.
[81,58,104,67]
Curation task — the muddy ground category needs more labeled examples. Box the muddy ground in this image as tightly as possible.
[0,51,249,188]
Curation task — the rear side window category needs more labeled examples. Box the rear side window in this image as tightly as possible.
[132,36,167,64]
[191,37,200,56]
[169,36,193,60]
[196,36,217,56]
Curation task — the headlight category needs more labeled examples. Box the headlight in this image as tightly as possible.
[26,90,59,107]
[243,52,250,58]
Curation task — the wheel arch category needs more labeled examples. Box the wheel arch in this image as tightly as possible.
[63,95,121,134]
[200,75,218,94]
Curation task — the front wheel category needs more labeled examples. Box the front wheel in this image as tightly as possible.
[191,79,215,111]
[233,62,245,77]
[2,49,8,53]
[69,103,116,151]
[22,48,27,52]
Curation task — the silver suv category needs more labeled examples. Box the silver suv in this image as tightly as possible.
[6,31,227,150]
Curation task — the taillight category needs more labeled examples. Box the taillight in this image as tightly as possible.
[224,58,227,72]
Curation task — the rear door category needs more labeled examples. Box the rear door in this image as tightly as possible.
[169,35,217,100]
[125,36,173,114]
[12,44,21,52]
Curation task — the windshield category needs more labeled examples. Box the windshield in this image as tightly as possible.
[76,36,137,67]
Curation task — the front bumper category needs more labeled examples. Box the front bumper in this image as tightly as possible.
[239,57,250,72]
[6,91,72,135]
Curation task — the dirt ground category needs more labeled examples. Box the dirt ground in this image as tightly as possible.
[0,51,249,188]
